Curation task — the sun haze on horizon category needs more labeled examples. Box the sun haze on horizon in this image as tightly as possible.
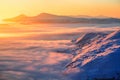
[0,0,120,21]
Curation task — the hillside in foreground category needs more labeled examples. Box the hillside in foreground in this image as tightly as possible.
[65,29,120,80]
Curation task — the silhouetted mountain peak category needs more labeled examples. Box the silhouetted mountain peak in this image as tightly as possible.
[74,15,109,18]
[3,13,120,24]
[36,13,57,18]
[15,14,28,19]
[3,14,28,22]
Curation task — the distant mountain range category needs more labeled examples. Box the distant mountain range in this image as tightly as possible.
[3,13,120,24]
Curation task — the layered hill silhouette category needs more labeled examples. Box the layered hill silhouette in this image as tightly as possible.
[3,13,120,24]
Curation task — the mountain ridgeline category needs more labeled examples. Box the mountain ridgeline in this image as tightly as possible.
[3,13,120,24]
[65,29,120,80]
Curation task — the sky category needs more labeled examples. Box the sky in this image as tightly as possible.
[0,0,120,21]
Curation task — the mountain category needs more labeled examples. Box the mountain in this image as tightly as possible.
[3,13,120,24]
[3,13,75,24]
[65,29,120,80]
[4,14,29,22]
[74,15,109,18]
[36,13,57,18]
[34,13,73,19]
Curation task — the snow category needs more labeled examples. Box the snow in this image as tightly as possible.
[65,29,120,80]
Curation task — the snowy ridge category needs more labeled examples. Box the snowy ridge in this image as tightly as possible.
[65,29,120,80]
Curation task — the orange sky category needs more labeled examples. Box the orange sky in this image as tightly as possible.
[0,0,120,21]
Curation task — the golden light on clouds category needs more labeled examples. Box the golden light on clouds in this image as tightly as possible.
[0,33,21,38]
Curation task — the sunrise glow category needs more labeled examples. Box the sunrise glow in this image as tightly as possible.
[0,0,120,21]
[0,33,17,38]
[0,0,120,80]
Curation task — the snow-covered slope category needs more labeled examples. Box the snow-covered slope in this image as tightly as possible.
[65,29,120,80]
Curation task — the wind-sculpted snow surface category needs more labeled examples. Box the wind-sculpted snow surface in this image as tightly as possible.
[65,29,120,80]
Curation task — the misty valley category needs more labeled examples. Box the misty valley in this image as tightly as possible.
[0,23,120,80]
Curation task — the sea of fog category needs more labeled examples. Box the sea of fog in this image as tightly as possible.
[0,23,120,80]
